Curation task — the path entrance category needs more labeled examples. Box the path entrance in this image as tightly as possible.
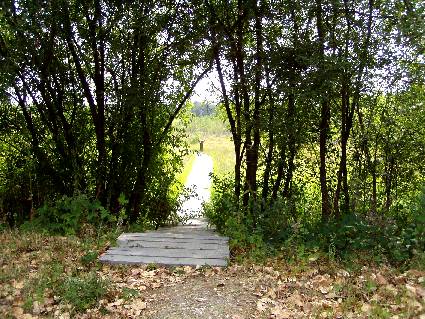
[99,153,229,267]
[178,152,213,226]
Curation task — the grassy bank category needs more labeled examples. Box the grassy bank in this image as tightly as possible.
[176,154,196,186]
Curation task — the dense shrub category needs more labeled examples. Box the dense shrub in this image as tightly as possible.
[60,272,108,312]
[207,182,425,267]
[27,194,115,235]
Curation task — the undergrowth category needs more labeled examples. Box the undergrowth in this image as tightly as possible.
[205,177,425,269]
[0,229,113,316]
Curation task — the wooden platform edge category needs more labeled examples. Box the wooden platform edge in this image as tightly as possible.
[99,254,228,267]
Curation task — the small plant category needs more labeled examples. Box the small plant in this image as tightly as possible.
[146,263,158,271]
[121,287,140,301]
[328,233,336,260]
[370,303,391,318]
[171,266,185,275]
[32,194,115,235]
[60,271,108,312]
[116,193,129,229]
[365,279,378,295]
[80,251,99,267]
[0,222,7,231]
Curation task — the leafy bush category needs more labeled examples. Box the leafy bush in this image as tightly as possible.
[207,182,425,266]
[205,177,272,260]
[30,194,115,235]
[387,186,425,266]
[204,175,237,233]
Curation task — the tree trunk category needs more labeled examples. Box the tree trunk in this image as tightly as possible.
[261,68,275,204]
[209,12,242,201]
[319,100,331,220]
[316,0,331,220]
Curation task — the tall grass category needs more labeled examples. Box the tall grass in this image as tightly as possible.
[176,154,196,185]
[186,115,230,140]
[185,115,234,177]
[195,136,234,177]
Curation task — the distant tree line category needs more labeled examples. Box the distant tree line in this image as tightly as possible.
[191,101,216,117]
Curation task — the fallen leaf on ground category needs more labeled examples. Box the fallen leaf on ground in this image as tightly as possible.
[361,303,371,312]
[287,291,303,308]
[376,273,388,285]
[270,305,292,319]
[131,299,147,310]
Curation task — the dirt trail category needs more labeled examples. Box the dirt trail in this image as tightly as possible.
[143,271,260,319]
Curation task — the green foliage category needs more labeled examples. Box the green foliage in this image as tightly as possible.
[205,177,272,260]
[121,287,140,301]
[59,272,108,312]
[204,175,236,233]
[0,0,207,227]
[208,181,425,266]
[80,251,99,267]
[30,194,115,235]
[146,263,158,271]
[224,215,270,261]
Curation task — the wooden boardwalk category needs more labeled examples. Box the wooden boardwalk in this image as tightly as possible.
[99,154,229,267]
[99,224,229,267]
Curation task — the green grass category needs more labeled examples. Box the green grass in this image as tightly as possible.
[0,229,113,317]
[177,154,196,185]
[60,271,108,312]
[193,136,234,177]
[185,115,230,140]
[184,115,234,177]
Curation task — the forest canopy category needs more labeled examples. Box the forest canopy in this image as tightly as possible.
[0,0,424,262]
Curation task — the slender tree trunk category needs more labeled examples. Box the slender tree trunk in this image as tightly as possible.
[384,158,394,211]
[244,1,263,212]
[262,66,275,204]
[129,137,152,222]
[319,100,331,220]
[371,161,377,214]
[14,87,64,192]
[316,0,331,220]
[64,4,107,201]
[272,144,287,201]
[209,11,242,201]
[341,134,350,213]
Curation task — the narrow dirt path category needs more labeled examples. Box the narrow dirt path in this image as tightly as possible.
[142,269,260,319]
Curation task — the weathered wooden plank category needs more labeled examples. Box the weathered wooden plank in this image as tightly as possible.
[118,240,226,251]
[155,228,217,235]
[117,237,227,246]
[119,232,228,241]
[118,236,227,247]
[99,254,228,267]
[106,247,229,259]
